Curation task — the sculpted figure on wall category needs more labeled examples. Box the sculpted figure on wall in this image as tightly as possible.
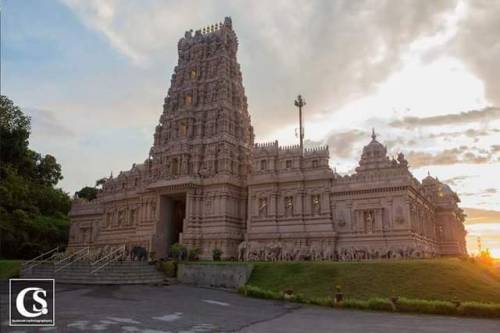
[237,240,431,262]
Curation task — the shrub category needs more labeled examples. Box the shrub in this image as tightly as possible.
[170,243,187,261]
[237,283,500,318]
[188,247,201,261]
[240,285,283,300]
[396,298,456,315]
[290,293,305,303]
[458,302,500,318]
[340,299,370,310]
[367,298,394,312]
[476,249,494,267]
[212,248,222,261]
[309,297,333,307]
[160,260,177,277]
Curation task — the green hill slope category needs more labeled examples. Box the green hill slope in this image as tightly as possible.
[0,260,21,279]
[247,259,500,303]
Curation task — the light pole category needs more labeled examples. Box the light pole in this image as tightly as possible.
[294,95,306,156]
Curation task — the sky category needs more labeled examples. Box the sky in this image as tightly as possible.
[2,0,499,256]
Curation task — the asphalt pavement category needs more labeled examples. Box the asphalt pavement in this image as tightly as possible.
[0,282,498,332]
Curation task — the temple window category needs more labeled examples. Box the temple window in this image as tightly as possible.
[312,160,319,168]
[260,159,267,170]
[185,95,192,106]
[286,160,292,169]
[190,69,197,80]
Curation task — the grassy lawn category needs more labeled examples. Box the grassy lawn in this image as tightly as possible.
[0,260,22,279]
[247,258,500,303]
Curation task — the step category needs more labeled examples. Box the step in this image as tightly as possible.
[21,261,165,285]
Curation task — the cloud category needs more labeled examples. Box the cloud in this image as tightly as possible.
[442,175,470,186]
[464,207,500,225]
[390,106,500,129]
[405,145,494,167]
[323,129,367,159]
[426,128,500,139]
[25,107,75,138]
[450,1,500,106]
[60,0,459,136]
[12,0,498,208]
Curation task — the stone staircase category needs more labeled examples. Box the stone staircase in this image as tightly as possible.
[21,261,165,285]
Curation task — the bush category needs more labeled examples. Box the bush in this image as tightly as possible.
[237,284,500,318]
[170,243,187,261]
[340,299,370,310]
[458,302,500,318]
[188,247,201,261]
[212,248,222,261]
[476,250,494,267]
[159,260,177,278]
[309,297,333,307]
[396,298,456,315]
[289,293,305,303]
[240,285,283,300]
[367,298,394,311]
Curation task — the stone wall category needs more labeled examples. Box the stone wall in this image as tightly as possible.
[177,263,253,289]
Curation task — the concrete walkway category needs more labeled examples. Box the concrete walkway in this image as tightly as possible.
[0,283,498,332]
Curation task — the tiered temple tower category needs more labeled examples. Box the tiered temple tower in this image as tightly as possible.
[148,17,254,258]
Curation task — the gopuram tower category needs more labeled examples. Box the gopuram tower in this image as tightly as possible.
[148,17,254,258]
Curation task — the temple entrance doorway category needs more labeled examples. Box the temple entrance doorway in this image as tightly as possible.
[159,193,186,258]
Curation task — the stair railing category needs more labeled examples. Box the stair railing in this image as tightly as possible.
[90,245,126,274]
[22,247,59,272]
[54,246,90,273]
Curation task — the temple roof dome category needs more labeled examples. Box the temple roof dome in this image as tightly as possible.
[355,129,393,172]
[362,137,387,157]
[422,172,438,185]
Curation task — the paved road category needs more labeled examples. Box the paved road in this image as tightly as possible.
[0,282,498,332]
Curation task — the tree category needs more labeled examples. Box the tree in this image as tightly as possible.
[35,154,63,186]
[96,178,107,187]
[76,186,98,201]
[0,95,31,168]
[0,96,71,259]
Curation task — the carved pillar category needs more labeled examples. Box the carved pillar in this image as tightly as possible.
[270,192,277,216]
[379,209,384,232]
[321,192,329,214]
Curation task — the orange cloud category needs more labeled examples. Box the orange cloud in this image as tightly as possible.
[463,207,500,224]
